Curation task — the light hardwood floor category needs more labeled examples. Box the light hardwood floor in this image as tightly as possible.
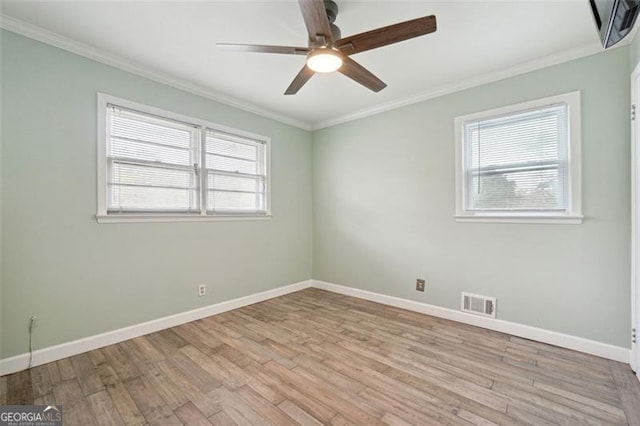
[2,288,640,425]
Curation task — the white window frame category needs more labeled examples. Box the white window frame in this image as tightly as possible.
[454,91,583,224]
[96,93,271,223]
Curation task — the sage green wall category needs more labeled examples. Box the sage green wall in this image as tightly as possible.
[1,27,633,359]
[0,31,313,359]
[312,47,631,347]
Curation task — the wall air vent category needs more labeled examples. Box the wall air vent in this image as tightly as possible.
[461,292,496,318]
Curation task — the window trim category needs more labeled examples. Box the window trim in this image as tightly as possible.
[96,93,271,223]
[454,91,583,224]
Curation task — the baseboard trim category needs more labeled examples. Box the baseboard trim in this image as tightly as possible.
[0,280,313,376]
[1,278,629,375]
[312,280,630,363]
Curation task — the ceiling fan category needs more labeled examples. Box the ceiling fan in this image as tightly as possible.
[217,0,437,95]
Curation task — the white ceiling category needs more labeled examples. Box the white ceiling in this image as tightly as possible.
[1,1,607,129]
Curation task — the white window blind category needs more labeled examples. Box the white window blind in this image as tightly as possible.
[464,103,568,212]
[106,105,200,213]
[205,129,267,213]
[98,94,271,222]
[454,91,582,224]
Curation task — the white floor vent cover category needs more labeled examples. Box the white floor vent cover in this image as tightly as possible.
[461,292,496,318]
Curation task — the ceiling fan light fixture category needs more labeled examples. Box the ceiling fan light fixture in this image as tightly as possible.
[306,48,343,73]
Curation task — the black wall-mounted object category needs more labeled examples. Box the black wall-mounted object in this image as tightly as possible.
[590,0,640,48]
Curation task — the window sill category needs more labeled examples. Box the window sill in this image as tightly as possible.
[96,214,272,224]
[455,215,583,224]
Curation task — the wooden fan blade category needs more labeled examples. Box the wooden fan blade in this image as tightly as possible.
[285,65,315,95]
[298,0,333,45]
[336,15,437,55]
[217,43,309,55]
[338,57,387,92]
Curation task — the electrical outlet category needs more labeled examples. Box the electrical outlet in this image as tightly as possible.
[198,284,206,297]
[416,279,426,292]
[30,315,38,329]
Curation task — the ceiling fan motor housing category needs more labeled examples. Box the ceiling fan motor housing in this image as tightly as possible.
[324,1,341,41]
[330,23,341,41]
[324,0,338,23]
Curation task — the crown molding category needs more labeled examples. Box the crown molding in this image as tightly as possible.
[0,14,312,131]
[310,42,606,130]
[1,13,630,133]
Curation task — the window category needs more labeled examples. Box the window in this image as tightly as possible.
[454,92,582,224]
[97,94,270,223]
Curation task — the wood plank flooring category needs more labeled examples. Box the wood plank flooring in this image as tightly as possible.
[2,288,640,425]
